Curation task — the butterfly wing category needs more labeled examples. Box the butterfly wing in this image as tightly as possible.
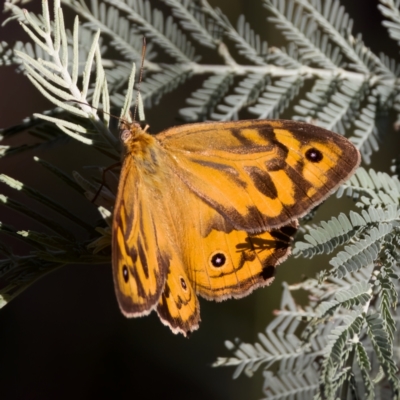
[156,248,200,336]
[157,119,360,232]
[188,220,298,301]
[162,180,297,301]
[112,156,169,317]
[113,147,201,334]
[150,173,295,333]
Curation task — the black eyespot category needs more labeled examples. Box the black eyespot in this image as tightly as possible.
[305,148,323,163]
[121,129,131,142]
[180,277,187,290]
[122,265,129,283]
[211,252,227,267]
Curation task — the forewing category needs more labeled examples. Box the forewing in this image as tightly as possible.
[157,119,360,232]
[112,158,168,317]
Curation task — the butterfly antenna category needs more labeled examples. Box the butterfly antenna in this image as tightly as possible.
[132,37,146,122]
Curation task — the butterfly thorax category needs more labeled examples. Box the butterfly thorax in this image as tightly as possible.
[120,123,162,175]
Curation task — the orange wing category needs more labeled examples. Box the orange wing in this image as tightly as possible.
[156,248,200,336]
[157,119,360,233]
[155,173,295,333]
[163,178,297,301]
[112,139,201,334]
[187,221,297,301]
[112,156,169,317]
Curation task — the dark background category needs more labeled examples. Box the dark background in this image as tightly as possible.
[0,1,399,399]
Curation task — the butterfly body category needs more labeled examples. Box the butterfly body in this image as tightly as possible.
[112,119,360,336]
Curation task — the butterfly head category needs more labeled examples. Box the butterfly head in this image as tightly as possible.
[120,119,141,140]
[119,120,156,163]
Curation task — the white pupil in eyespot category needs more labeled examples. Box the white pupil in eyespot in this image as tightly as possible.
[211,253,226,267]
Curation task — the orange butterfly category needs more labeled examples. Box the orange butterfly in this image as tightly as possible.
[111,118,360,336]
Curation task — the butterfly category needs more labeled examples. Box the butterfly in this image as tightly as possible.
[111,119,360,336]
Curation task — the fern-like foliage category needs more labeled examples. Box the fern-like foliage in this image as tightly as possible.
[1,0,400,399]
[216,168,400,399]
[216,165,400,398]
